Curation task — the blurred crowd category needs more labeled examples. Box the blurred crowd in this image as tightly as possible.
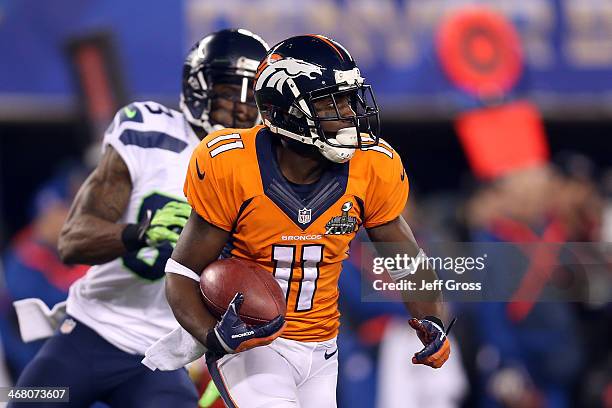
[1,147,609,408]
[336,152,612,408]
[0,164,89,381]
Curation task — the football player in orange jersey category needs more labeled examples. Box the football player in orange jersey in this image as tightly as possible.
[165,35,451,407]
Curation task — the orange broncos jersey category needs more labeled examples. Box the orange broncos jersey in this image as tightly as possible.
[184,125,408,342]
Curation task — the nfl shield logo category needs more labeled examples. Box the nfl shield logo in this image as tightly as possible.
[298,207,312,224]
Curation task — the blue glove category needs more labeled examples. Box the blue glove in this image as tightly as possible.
[206,293,285,358]
[409,316,454,368]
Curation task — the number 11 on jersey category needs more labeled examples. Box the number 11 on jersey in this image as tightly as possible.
[272,245,324,312]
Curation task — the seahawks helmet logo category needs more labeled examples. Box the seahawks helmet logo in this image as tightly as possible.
[255,58,323,93]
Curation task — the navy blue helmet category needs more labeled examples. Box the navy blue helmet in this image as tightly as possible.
[254,34,380,163]
[181,29,269,133]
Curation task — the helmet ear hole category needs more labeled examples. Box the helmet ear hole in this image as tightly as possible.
[288,106,304,119]
[261,107,287,126]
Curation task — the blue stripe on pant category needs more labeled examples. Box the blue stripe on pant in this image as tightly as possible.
[9,317,198,408]
[207,356,237,408]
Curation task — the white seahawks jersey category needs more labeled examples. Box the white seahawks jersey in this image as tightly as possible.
[67,101,200,355]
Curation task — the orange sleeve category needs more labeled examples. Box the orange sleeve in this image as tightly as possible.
[363,145,409,228]
[183,141,237,232]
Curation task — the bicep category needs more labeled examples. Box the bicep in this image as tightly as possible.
[171,210,230,273]
[65,146,132,224]
[367,216,416,244]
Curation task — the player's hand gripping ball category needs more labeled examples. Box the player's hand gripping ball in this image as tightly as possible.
[409,316,453,368]
[206,292,286,357]
[200,258,287,358]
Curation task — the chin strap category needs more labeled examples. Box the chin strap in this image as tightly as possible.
[263,119,357,163]
[264,118,314,145]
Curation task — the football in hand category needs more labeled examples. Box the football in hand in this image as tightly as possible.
[200,258,286,325]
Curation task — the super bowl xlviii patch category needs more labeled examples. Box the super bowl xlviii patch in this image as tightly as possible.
[60,318,77,334]
[325,201,358,235]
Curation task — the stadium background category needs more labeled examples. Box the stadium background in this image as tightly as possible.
[0,0,610,407]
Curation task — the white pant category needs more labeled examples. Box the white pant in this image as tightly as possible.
[208,337,338,408]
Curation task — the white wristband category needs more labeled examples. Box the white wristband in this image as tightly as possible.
[387,248,427,281]
[165,258,201,282]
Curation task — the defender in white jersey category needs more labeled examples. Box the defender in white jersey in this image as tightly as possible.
[66,99,199,354]
[10,29,269,408]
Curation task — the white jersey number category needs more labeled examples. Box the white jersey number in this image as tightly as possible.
[272,244,323,312]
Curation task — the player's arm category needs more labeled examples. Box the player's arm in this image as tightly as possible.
[364,144,450,368]
[171,136,286,356]
[367,216,451,369]
[367,216,444,318]
[165,211,228,345]
[166,212,285,356]
[59,145,191,265]
[58,146,132,264]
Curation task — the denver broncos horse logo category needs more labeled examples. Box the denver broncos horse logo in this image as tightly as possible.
[255,57,324,93]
